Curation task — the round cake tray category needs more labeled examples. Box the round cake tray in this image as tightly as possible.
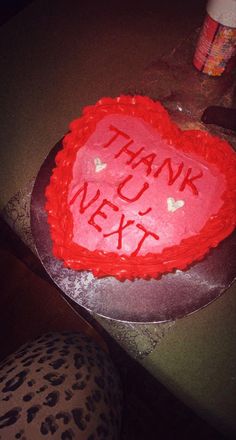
[30,140,236,323]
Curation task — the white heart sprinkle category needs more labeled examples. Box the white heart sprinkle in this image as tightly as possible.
[94,157,107,173]
[167,197,185,213]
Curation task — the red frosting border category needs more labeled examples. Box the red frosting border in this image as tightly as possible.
[45,96,236,280]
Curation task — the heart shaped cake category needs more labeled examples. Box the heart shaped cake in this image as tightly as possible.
[45,96,236,280]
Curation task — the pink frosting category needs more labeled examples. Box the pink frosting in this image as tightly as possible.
[68,114,226,256]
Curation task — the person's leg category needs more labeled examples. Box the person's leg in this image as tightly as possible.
[0,331,122,440]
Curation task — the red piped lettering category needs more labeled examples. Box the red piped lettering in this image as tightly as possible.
[88,199,119,232]
[131,224,159,256]
[104,214,134,250]
[117,175,149,203]
[179,168,203,195]
[132,152,157,176]
[102,125,130,148]
[154,158,184,185]
[138,207,152,216]
[69,181,100,213]
[115,142,145,165]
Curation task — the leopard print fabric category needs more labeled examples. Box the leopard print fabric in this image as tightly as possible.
[0,332,122,439]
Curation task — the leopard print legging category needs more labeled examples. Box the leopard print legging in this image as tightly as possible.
[0,332,122,439]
